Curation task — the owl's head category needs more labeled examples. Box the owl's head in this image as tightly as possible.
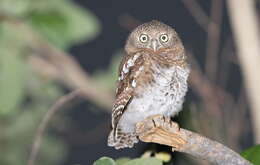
[125,20,183,54]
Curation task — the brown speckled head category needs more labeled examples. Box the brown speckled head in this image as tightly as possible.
[125,20,184,56]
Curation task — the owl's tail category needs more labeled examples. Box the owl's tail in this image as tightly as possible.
[107,129,139,149]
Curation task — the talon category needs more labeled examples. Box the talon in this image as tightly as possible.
[162,116,166,122]
[150,114,163,119]
[152,119,157,127]
[152,114,164,121]
[169,121,180,131]
[159,115,164,121]
[165,117,171,124]
[169,120,173,127]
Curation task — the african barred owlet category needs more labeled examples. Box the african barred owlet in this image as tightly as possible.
[108,20,190,149]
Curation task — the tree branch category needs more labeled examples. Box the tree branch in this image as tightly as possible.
[180,0,212,31]
[30,41,114,111]
[27,90,81,165]
[227,0,260,143]
[205,0,223,81]
[136,115,252,165]
[3,17,114,111]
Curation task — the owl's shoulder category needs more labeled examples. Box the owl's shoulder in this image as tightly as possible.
[112,52,144,129]
[116,51,147,96]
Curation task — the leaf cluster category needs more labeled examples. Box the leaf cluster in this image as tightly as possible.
[0,0,100,164]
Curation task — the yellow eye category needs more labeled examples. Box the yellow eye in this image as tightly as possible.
[160,34,168,42]
[139,34,149,43]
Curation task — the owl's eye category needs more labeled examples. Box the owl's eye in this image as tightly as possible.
[139,34,149,43]
[160,34,169,43]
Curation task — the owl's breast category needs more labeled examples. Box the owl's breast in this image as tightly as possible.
[118,65,190,133]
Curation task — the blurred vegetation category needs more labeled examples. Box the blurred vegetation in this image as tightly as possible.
[93,52,123,91]
[93,157,163,165]
[0,0,100,164]
[241,145,260,164]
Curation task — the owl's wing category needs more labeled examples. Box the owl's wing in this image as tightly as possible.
[111,52,143,129]
[111,89,133,130]
[108,52,151,149]
[109,82,135,149]
[111,55,134,129]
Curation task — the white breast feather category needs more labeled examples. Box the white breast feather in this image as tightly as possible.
[118,65,190,133]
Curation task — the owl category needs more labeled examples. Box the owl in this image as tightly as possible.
[108,20,190,149]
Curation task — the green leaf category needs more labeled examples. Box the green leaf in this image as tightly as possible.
[241,145,260,164]
[0,0,32,15]
[27,0,101,49]
[0,23,28,49]
[93,157,116,165]
[0,52,26,117]
[115,158,131,165]
[0,23,27,117]
[3,104,67,165]
[124,158,162,165]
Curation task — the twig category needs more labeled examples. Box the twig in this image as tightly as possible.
[227,0,260,143]
[27,90,81,165]
[219,37,233,87]
[30,41,114,111]
[205,0,223,81]
[180,0,212,31]
[187,50,235,116]
[181,0,223,81]
[4,17,114,111]
[136,115,252,165]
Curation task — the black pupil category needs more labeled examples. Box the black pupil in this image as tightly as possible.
[162,36,166,40]
[142,36,146,41]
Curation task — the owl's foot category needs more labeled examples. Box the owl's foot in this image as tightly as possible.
[136,114,186,150]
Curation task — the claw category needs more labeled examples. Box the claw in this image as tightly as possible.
[136,114,186,150]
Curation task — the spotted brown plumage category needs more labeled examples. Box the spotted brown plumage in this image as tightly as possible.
[108,20,190,149]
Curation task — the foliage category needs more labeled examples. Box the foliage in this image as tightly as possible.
[27,0,100,49]
[0,51,25,117]
[115,158,131,165]
[93,157,163,165]
[93,157,116,165]
[141,150,171,163]
[241,145,260,164]
[0,0,100,164]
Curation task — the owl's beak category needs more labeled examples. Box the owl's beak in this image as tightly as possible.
[151,40,159,52]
